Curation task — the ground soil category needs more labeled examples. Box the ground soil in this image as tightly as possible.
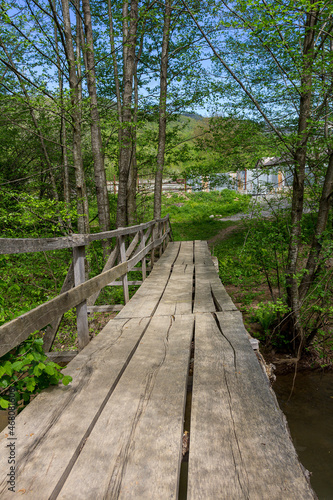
[207,223,242,247]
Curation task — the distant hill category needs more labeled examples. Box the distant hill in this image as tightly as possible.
[182,112,204,121]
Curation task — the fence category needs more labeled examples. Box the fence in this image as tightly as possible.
[0,216,171,359]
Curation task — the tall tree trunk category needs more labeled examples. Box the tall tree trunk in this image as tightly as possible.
[127,23,146,224]
[81,0,110,232]
[285,3,318,353]
[116,0,139,227]
[298,154,333,300]
[154,0,172,220]
[60,0,89,234]
[53,0,70,209]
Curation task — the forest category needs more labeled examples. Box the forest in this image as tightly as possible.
[1,0,333,407]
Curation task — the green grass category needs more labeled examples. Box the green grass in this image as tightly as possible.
[161,190,251,224]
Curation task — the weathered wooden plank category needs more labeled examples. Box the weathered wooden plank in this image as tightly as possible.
[188,312,316,500]
[193,240,215,266]
[125,231,140,259]
[194,264,237,312]
[154,264,194,316]
[45,351,78,363]
[108,280,142,286]
[153,241,181,268]
[0,233,88,255]
[119,235,130,304]
[174,240,194,265]
[87,305,123,313]
[0,316,150,498]
[117,241,181,319]
[139,229,147,280]
[86,244,119,306]
[42,261,75,351]
[57,315,194,500]
[87,216,169,243]
[73,246,89,351]
[0,235,170,357]
[116,270,171,319]
[0,261,127,357]
[0,216,170,254]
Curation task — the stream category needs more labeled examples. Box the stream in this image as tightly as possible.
[273,371,333,499]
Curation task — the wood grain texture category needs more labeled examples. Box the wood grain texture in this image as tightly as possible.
[0,216,170,254]
[86,244,119,306]
[87,305,123,312]
[119,234,129,303]
[194,264,237,312]
[154,264,194,316]
[194,239,216,266]
[116,269,171,319]
[0,232,170,357]
[0,316,150,499]
[73,246,89,350]
[153,241,181,269]
[57,315,194,500]
[188,312,316,500]
[45,351,78,363]
[0,233,88,255]
[0,261,127,357]
[42,261,75,351]
[174,240,194,265]
[0,239,315,500]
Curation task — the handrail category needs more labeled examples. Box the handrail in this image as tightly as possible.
[0,215,170,255]
[0,216,172,357]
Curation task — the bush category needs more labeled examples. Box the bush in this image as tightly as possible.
[0,334,72,411]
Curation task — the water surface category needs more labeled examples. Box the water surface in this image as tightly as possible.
[273,372,333,499]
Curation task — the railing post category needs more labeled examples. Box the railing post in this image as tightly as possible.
[118,234,129,303]
[158,220,163,257]
[150,221,157,269]
[162,220,167,252]
[73,245,89,351]
[139,229,147,281]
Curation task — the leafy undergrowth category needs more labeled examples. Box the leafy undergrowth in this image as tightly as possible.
[212,214,333,369]
[0,334,72,411]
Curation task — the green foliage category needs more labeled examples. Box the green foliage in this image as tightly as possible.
[0,191,77,238]
[0,334,72,410]
[161,190,251,223]
[247,299,290,344]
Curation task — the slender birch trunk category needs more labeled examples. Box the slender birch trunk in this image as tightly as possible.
[60,0,89,234]
[116,0,139,228]
[53,0,70,208]
[154,0,172,219]
[81,0,111,232]
[127,26,145,224]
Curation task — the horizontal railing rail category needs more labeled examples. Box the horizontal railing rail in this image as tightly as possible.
[0,215,170,255]
[0,216,172,358]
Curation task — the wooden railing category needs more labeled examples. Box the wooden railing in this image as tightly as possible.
[0,216,172,358]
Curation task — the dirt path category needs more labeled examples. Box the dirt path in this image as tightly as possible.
[207,223,242,247]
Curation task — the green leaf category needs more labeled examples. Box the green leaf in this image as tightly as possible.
[25,378,36,392]
[0,397,9,409]
[44,365,55,375]
[11,361,24,371]
[62,376,72,386]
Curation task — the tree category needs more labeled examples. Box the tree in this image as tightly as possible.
[182,0,333,354]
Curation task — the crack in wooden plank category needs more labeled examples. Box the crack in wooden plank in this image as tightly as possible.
[49,320,152,500]
[106,317,175,499]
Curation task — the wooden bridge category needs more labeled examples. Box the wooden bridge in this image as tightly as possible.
[0,219,316,499]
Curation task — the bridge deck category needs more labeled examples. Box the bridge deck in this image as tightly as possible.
[0,241,315,499]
